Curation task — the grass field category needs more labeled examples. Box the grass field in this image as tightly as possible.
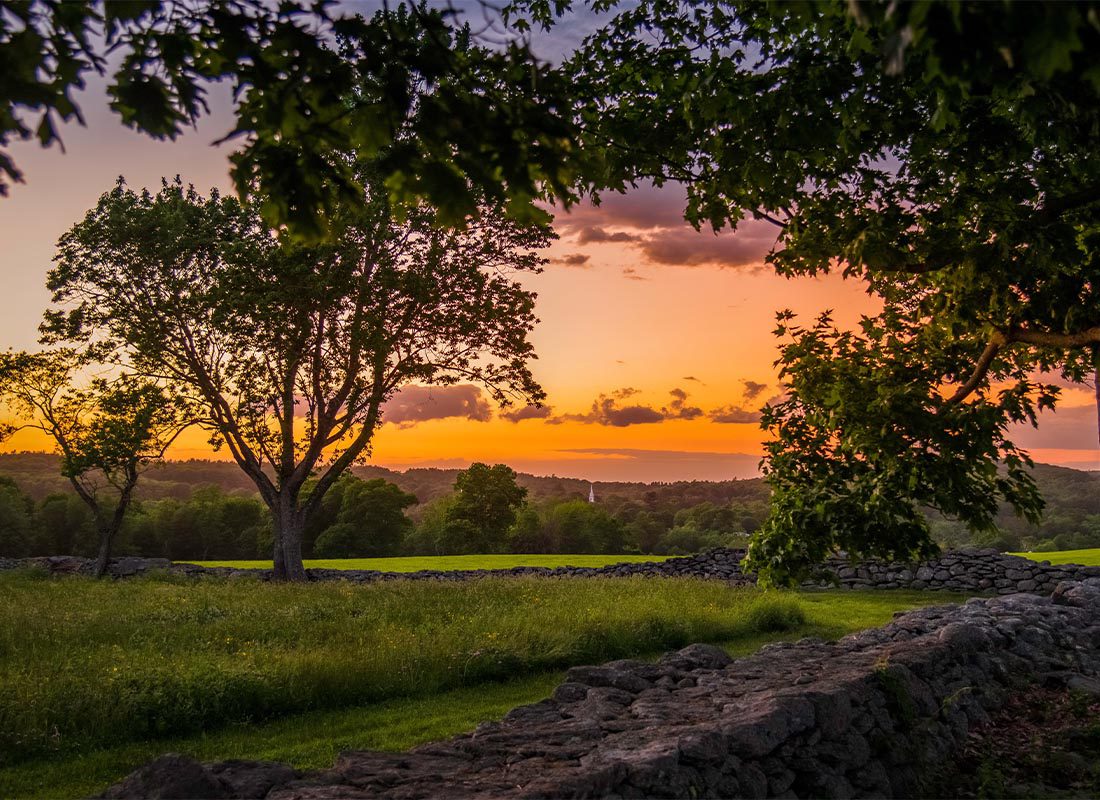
[189,553,673,571]
[0,570,963,799]
[1015,547,1100,566]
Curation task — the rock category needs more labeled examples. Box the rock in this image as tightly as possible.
[208,761,299,798]
[659,643,732,671]
[100,754,229,799]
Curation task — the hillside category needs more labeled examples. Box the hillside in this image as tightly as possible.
[0,452,770,508]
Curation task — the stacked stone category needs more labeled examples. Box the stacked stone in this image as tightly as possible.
[4,548,1099,595]
[815,548,1100,595]
[102,578,1100,799]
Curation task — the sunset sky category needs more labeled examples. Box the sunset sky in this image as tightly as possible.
[1,10,1097,481]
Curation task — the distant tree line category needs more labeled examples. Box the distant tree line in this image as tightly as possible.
[2,459,1097,562]
[0,462,765,560]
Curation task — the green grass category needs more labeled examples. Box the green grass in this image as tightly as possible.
[1014,547,1100,566]
[189,553,673,571]
[0,571,962,800]
[0,571,792,766]
[1,673,565,800]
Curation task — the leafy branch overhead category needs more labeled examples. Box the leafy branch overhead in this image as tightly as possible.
[503,0,1100,583]
[0,0,592,236]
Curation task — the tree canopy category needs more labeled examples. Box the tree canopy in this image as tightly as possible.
[1,0,589,235]
[505,0,1100,583]
[43,176,550,579]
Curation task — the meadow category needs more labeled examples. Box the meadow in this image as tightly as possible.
[1016,547,1100,566]
[0,568,963,798]
[190,553,672,571]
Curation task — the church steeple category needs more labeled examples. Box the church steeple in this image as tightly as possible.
[588,483,596,503]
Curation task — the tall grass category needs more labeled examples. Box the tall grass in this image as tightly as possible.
[0,571,799,767]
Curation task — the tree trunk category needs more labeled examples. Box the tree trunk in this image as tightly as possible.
[93,524,115,579]
[271,505,308,582]
[272,526,287,580]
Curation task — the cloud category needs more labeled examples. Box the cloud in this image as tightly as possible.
[576,226,641,244]
[500,404,553,423]
[683,375,704,383]
[621,267,647,281]
[1008,403,1099,450]
[708,405,763,424]
[665,387,704,420]
[383,384,492,427]
[742,380,768,400]
[630,225,773,269]
[553,181,778,270]
[553,253,592,267]
[552,388,702,427]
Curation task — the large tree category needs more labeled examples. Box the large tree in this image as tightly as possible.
[1,0,588,234]
[44,177,549,580]
[512,0,1100,583]
[0,349,186,575]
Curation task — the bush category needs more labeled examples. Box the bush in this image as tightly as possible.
[743,596,806,633]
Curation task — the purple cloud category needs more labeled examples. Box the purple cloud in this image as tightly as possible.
[500,404,554,423]
[383,384,492,427]
[553,253,592,267]
[742,380,768,400]
[553,388,703,427]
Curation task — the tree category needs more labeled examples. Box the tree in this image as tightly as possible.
[512,0,1100,584]
[34,491,95,556]
[0,475,34,557]
[44,178,549,580]
[542,499,625,554]
[0,349,187,575]
[441,463,528,553]
[1,0,588,235]
[310,475,417,558]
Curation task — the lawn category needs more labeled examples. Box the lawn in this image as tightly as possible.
[189,553,673,571]
[0,570,963,799]
[1014,547,1100,566]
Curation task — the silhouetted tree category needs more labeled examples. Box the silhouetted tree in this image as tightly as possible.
[0,349,187,575]
[44,178,548,580]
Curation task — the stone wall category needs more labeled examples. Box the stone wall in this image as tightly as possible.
[103,577,1100,799]
[5,548,1100,595]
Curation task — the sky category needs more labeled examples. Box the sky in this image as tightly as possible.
[1,6,1097,482]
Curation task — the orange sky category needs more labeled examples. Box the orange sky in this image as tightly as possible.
[2,79,1097,481]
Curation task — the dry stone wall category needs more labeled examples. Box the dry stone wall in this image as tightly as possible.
[4,548,1100,595]
[103,577,1100,799]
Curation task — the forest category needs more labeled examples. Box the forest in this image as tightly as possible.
[0,452,1094,561]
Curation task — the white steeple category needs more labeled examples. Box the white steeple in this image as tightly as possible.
[588,483,596,503]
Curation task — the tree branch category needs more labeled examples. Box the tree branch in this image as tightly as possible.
[942,333,1006,407]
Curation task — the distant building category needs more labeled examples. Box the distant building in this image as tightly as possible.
[588,483,596,503]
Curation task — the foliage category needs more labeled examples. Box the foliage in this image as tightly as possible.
[0,349,187,573]
[308,476,417,558]
[0,0,591,235]
[514,0,1100,584]
[0,476,33,556]
[441,463,528,553]
[33,491,94,555]
[43,177,549,579]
